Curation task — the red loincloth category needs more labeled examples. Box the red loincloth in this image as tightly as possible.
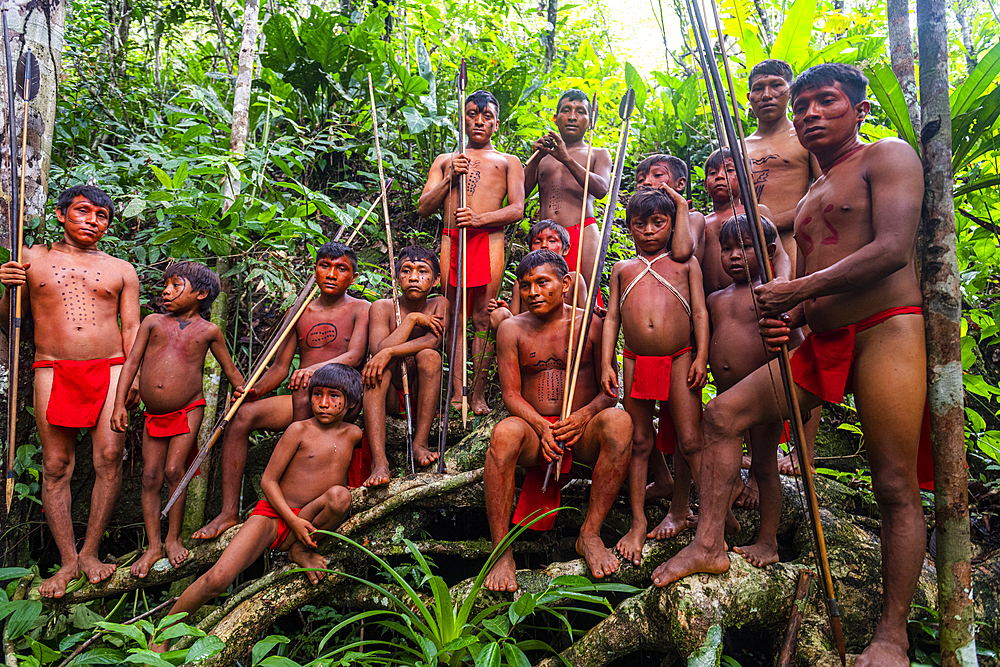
[624,347,692,401]
[249,499,303,550]
[144,398,208,438]
[565,217,603,308]
[789,305,933,489]
[349,389,406,488]
[444,227,495,289]
[512,415,573,531]
[32,357,126,428]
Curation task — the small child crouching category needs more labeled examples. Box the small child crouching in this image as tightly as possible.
[153,363,362,651]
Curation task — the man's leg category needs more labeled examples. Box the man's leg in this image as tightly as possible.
[79,365,126,585]
[577,222,601,294]
[732,421,784,567]
[162,406,203,568]
[413,349,442,466]
[361,364,394,486]
[778,408,820,475]
[132,429,169,578]
[280,485,352,584]
[653,356,822,586]
[617,358,660,563]
[571,407,632,578]
[34,368,83,598]
[852,315,926,667]
[469,231,505,416]
[484,416,543,592]
[194,396,293,539]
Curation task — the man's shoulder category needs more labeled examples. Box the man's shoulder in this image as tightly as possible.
[425,294,447,310]
[864,138,920,167]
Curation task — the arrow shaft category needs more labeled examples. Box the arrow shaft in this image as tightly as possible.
[4,10,21,511]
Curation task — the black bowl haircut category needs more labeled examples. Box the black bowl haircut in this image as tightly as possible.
[57,184,116,221]
[719,214,778,248]
[316,241,358,273]
[395,245,440,278]
[164,261,221,315]
[790,62,868,106]
[527,220,570,252]
[308,363,363,406]
[515,249,569,281]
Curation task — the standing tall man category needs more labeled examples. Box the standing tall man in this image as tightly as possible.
[744,59,820,274]
[0,185,141,598]
[419,90,525,416]
[655,63,927,667]
[523,89,613,284]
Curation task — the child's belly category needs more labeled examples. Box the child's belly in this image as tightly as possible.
[621,319,692,357]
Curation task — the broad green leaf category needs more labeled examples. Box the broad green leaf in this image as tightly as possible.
[172,161,188,189]
[68,647,124,665]
[150,165,173,190]
[501,643,531,667]
[299,7,348,72]
[402,106,433,134]
[952,41,1000,117]
[955,175,1000,198]
[259,657,304,667]
[771,0,817,69]
[0,567,31,582]
[26,636,60,665]
[510,593,536,621]
[474,642,501,667]
[721,0,764,68]
[865,64,918,152]
[6,600,42,638]
[624,62,647,113]
[185,635,225,662]
[123,650,173,667]
[481,616,510,637]
[260,14,302,73]
[952,86,1000,172]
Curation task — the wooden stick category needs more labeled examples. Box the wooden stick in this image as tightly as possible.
[367,73,414,473]
[777,570,815,667]
[458,58,469,428]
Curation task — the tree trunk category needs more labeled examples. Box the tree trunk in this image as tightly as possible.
[209,0,234,75]
[222,0,259,206]
[542,0,557,73]
[887,0,920,136]
[0,0,66,248]
[951,0,977,73]
[917,1,978,665]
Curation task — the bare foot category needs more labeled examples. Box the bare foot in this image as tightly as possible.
[734,477,759,509]
[684,510,741,535]
[362,463,390,487]
[165,539,189,568]
[615,523,647,566]
[854,638,909,667]
[471,393,491,416]
[129,546,163,579]
[777,449,814,476]
[413,444,439,467]
[644,479,673,502]
[79,554,117,585]
[39,560,80,599]
[289,544,328,585]
[192,513,240,540]
[741,455,752,470]
[733,541,779,568]
[576,533,620,579]
[484,551,518,592]
[651,541,730,587]
[648,508,690,540]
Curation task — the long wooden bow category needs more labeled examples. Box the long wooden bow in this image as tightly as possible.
[686,0,846,663]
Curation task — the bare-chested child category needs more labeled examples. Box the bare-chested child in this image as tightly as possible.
[656,63,926,667]
[707,215,803,568]
[484,250,632,591]
[193,241,369,539]
[153,363,360,652]
[110,262,246,577]
[744,59,823,476]
[488,220,587,331]
[362,246,448,484]
[601,188,713,565]
[0,185,140,598]
[418,90,525,415]
[635,154,702,262]
[701,147,790,295]
[523,89,613,286]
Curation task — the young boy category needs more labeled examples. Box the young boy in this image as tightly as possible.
[601,188,713,566]
[485,249,631,591]
[418,90,525,416]
[154,363,361,651]
[110,262,246,577]
[656,63,926,667]
[488,220,587,331]
[701,148,790,295]
[193,241,370,540]
[635,154,702,262]
[707,215,801,567]
[0,185,140,598]
[362,246,448,485]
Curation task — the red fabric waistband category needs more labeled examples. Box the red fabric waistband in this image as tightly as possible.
[622,346,692,361]
[32,356,125,369]
[855,306,923,333]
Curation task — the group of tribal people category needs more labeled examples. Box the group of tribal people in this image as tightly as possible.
[0,55,931,665]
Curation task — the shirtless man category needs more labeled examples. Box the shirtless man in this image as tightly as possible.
[744,59,823,475]
[484,249,632,592]
[418,90,524,416]
[0,185,140,597]
[193,241,370,539]
[654,63,926,667]
[635,154,702,262]
[745,59,821,274]
[702,148,792,295]
[523,89,614,283]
